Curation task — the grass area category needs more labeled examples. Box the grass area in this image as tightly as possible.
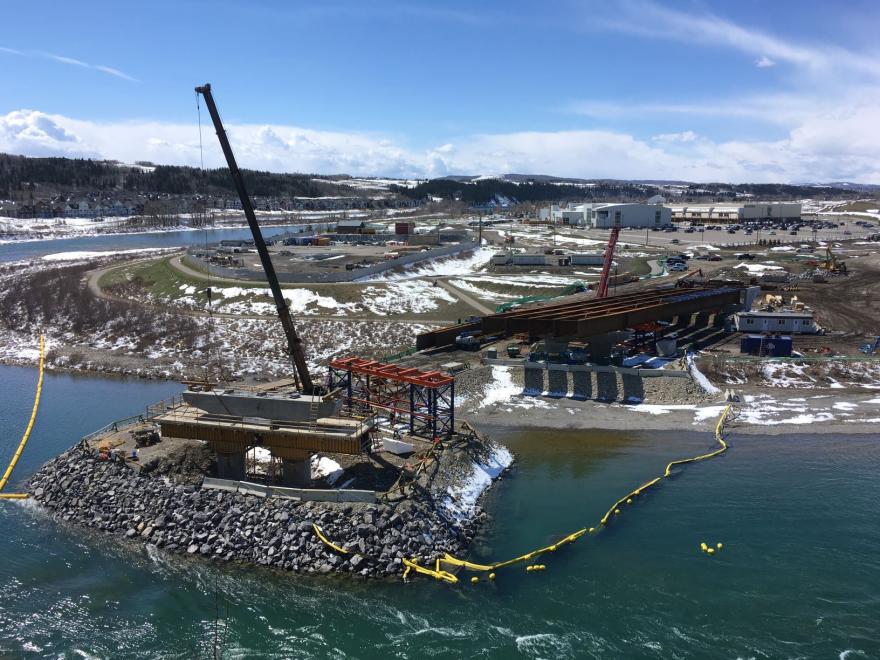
[620,256,652,276]
[841,201,880,213]
[98,256,479,321]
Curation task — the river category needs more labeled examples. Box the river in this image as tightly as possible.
[0,224,333,263]
[0,365,878,658]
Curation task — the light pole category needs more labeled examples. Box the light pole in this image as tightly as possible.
[645,226,649,246]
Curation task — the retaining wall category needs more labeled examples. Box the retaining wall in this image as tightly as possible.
[202,477,378,503]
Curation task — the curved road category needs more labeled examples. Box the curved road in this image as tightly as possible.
[86,255,465,325]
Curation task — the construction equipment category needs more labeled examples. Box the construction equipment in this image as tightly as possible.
[859,336,880,355]
[820,246,847,274]
[595,225,621,298]
[494,281,587,313]
[675,268,704,288]
[195,83,315,393]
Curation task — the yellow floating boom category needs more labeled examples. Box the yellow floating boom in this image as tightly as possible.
[0,335,45,500]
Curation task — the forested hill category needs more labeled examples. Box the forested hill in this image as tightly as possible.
[392,177,864,204]
[391,179,661,203]
[0,153,348,198]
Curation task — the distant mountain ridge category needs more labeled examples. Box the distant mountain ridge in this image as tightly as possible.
[1,153,875,203]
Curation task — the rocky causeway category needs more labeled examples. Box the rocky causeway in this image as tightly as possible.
[26,437,512,580]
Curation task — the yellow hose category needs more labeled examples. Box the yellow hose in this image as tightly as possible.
[403,405,733,583]
[313,523,349,554]
[0,335,45,498]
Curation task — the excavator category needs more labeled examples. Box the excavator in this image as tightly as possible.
[819,245,847,274]
[195,84,317,393]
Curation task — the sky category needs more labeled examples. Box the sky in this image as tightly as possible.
[1,0,879,183]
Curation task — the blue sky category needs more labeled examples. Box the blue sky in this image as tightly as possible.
[2,0,879,182]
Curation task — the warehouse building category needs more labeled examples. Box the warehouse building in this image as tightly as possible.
[539,203,671,228]
[668,202,801,223]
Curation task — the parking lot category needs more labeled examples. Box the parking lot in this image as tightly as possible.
[572,215,877,251]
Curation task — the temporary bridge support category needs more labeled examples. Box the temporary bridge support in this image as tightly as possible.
[328,358,455,439]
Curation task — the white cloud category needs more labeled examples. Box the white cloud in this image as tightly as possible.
[0,46,137,81]
[652,130,698,143]
[2,107,880,184]
[594,1,880,79]
[568,93,811,126]
[755,55,776,68]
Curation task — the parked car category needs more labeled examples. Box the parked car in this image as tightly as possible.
[669,262,689,272]
[735,253,755,260]
[708,254,723,261]
[670,238,680,244]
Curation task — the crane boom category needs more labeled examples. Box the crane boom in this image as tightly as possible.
[194,83,314,392]
[596,224,621,298]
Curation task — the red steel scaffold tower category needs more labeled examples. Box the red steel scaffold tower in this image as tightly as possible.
[328,358,455,439]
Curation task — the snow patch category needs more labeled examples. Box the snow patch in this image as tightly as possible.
[443,444,513,520]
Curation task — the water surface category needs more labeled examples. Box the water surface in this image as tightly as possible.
[0,224,330,263]
[0,366,878,658]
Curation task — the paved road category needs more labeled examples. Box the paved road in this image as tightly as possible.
[86,256,449,325]
[434,279,494,315]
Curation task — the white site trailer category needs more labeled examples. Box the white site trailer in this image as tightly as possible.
[733,310,818,334]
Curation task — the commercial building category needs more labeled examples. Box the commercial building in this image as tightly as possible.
[668,202,802,223]
[492,251,606,267]
[538,203,671,228]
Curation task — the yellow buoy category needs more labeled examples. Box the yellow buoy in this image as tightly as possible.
[717,542,723,550]
[626,498,633,505]
[707,547,715,555]
[700,542,708,552]
[488,572,496,580]
[589,527,595,533]
[471,576,479,584]
[614,508,621,515]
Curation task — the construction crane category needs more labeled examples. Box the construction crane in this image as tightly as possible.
[194,83,315,393]
[595,224,621,298]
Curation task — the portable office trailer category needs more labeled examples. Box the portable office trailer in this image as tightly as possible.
[734,311,817,334]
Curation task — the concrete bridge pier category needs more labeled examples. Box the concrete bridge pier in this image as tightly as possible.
[524,362,545,394]
[281,459,311,487]
[571,367,592,399]
[216,452,246,480]
[547,364,569,397]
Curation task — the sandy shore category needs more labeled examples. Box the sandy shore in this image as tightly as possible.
[464,386,880,436]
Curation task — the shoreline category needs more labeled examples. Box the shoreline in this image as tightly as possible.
[4,355,878,435]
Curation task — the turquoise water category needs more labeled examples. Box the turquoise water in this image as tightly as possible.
[0,224,322,263]
[1,365,878,658]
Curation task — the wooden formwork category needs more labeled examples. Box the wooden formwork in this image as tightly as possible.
[156,407,371,457]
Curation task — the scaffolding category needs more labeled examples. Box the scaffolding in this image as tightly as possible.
[328,358,455,439]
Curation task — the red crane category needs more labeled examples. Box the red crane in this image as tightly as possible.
[595,225,621,298]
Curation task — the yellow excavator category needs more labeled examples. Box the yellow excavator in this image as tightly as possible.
[819,246,847,274]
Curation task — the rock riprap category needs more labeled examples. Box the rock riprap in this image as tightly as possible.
[27,444,495,579]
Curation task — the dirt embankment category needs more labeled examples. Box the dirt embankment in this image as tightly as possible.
[795,255,880,334]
